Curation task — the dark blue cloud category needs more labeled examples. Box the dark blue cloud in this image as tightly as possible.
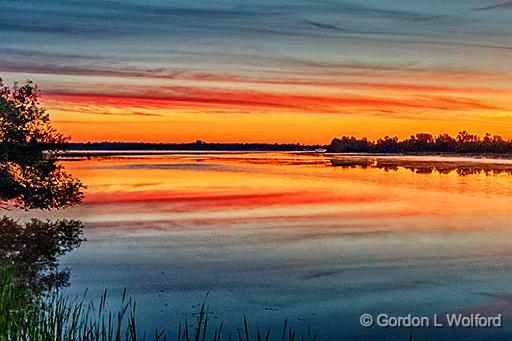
[473,1,512,11]
[1,0,511,80]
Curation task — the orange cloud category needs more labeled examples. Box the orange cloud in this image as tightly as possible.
[10,62,505,143]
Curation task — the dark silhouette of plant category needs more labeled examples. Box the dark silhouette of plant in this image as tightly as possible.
[0,77,85,294]
[0,216,84,294]
[327,131,512,154]
[0,78,84,210]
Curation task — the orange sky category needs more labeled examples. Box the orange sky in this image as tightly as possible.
[40,69,512,144]
[2,1,512,144]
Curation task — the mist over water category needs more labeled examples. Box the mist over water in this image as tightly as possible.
[11,152,512,340]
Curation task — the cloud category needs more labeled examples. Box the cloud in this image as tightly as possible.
[42,83,508,119]
[303,20,354,33]
[473,0,512,11]
[2,0,511,134]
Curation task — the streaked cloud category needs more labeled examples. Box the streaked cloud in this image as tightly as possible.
[473,0,512,11]
[1,0,511,142]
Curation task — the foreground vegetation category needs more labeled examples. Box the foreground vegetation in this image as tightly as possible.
[0,264,317,341]
[328,132,512,154]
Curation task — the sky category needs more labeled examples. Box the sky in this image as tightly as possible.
[1,0,511,144]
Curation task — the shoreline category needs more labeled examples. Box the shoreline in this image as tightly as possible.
[63,149,512,159]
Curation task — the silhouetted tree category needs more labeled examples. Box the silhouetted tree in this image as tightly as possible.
[0,78,85,294]
[0,78,84,210]
[329,136,371,153]
[434,134,457,153]
[0,217,84,294]
[375,136,399,153]
[327,131,512,154]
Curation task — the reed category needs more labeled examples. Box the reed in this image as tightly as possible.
[0,264,317,341]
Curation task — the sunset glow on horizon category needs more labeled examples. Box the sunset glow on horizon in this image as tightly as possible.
[2,0,511,143]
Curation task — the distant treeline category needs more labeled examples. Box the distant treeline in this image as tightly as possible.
[69,141,317,151]
[327,132,512,154]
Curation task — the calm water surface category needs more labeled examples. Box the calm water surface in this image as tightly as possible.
[14,152,512,340]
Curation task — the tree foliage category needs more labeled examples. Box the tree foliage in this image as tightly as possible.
[327,132,512,154]
[0,78,84,210]
[0,216,84,294]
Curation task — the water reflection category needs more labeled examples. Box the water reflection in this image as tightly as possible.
[0,216,84,294]
[8,152,512,340]
[329,155,512,176]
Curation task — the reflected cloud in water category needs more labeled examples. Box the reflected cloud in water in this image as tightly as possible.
[7,152,512,339]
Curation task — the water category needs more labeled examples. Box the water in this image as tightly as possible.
[12,152,512,340]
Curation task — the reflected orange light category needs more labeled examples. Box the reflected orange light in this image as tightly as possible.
[58,154,512,229]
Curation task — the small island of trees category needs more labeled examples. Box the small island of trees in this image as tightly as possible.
[327,132,512,154]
